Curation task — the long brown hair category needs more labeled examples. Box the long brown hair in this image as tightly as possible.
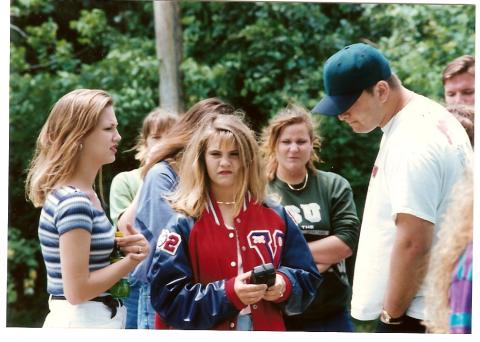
[26,89,113,207]
[424,164,473,333]
[130,108,178,165]
[261,104,321,181]
[141,98,234,177]
[169,114,266,218]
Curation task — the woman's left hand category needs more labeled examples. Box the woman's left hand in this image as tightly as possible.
[262,273,286,302]
[116,223,149,261]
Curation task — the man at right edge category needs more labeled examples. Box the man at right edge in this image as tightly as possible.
[311,43,472,333]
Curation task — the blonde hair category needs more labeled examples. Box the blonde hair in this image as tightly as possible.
[26,89,113,207]
[131,108,177,165]
[169,114,266,218]
[423,165,473,333]
[261,104,322,181]
[142,98,234,177]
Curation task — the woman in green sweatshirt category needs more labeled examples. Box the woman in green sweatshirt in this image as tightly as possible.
[261,104,360,332]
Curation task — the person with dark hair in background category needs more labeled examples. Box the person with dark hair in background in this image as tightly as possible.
[312,43,472,333]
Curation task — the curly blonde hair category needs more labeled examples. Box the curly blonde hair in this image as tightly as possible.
[423,164,473,333]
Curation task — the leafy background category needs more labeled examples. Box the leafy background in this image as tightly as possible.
[8,0,475,329]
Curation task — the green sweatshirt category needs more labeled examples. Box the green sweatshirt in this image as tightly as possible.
[268,169,360,320]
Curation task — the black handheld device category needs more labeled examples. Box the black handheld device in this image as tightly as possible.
[250,263,276,287]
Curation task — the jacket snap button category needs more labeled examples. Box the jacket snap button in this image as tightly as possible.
[230,261,236,267]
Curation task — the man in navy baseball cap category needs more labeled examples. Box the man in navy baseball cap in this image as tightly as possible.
[312,43,473,335]
[312,43,392,117]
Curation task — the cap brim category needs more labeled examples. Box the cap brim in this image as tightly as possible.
[311,93,362,116]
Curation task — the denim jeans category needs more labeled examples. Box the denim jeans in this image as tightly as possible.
[137,282,156,329]
[123,275,140,329]
[236,314,253,331]
[285,308,355,332]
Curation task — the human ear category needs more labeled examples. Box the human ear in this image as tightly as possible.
[375,80,390,103]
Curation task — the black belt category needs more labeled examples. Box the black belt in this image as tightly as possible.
[51,295,123,319]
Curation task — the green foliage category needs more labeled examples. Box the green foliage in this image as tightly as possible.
[7,227,47,327]
[9,0,475,328]
[361,4,475,99]
[7,227,40,302]
[70,9,109,46]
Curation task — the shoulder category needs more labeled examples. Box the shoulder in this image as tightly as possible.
[111,169,141,190]
[263,195,283,210]
[165,212,195,236]
[144,161,177,184]
[314,170,351,189]
[47,186,95,219]
[150,161,176,177]
[48,186,91,206]
[112,169,141,183]
[261,197,289,221]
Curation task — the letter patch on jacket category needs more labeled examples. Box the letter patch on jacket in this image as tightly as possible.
[156,229,181,255]
[247,229,284,264]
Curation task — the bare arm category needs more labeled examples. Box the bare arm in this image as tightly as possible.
[308,235,353,264]
[60,226,148,304]
[116,193,139,234]
[382,213,433,317]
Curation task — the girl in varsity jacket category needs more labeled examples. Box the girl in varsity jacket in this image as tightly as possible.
[149,113,322,331]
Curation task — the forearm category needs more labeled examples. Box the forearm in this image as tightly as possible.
[63,255,139,304]
[383,213,433,317]
[117,196,139,234]
[308,235,352,264]
[383,241,430,317]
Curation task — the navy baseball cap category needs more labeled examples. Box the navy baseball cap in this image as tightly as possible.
[312,43,392,116]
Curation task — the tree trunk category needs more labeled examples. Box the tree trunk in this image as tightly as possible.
[153,1,184,114]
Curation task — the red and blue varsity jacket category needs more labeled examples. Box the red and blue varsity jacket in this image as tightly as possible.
[149,194,322,330]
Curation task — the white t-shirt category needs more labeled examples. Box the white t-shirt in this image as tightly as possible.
[351,94,473,321]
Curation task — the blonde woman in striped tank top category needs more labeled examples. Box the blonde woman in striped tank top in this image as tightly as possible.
[25,89,149,328]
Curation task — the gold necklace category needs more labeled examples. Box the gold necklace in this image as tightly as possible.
[216,200,236,205]
[286,172,308,191]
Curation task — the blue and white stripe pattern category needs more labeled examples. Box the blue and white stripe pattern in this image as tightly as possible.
[38,186,115,295]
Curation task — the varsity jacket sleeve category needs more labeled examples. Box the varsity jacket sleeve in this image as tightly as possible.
[132,161,178,282]
[329,175,360,252]
[148,214,239,330]
[270,203,323,315]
